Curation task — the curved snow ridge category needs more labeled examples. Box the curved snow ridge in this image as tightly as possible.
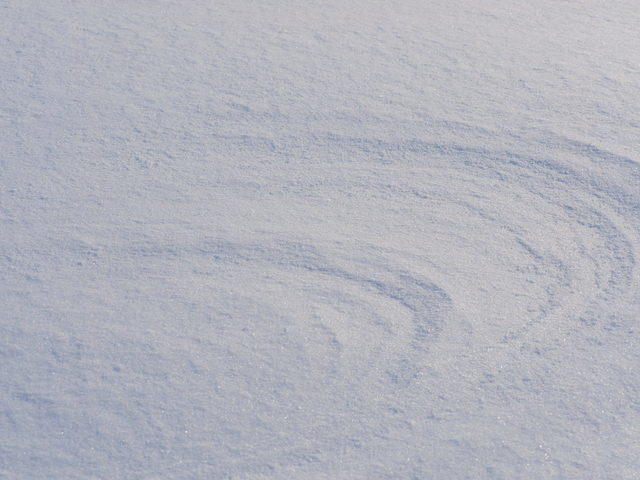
[101,237,453,392]
[457,144,638,346]
[275,133,640,350]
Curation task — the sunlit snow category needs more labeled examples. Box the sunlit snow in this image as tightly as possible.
[1,1,639,478]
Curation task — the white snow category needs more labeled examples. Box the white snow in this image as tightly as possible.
[1,1,640,478]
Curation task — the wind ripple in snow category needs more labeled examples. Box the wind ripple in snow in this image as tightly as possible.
[2,1,640,478]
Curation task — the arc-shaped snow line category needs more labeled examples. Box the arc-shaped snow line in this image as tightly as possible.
[198,240,452,349]
[44,133,639,367]
[104,238,454,387]
[259,135,640,348]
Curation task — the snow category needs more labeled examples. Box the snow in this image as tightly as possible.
[1,1,639,478]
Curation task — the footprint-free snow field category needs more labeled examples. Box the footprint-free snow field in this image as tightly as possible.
[1,1,639,479]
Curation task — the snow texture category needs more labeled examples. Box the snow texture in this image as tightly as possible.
[1,1,640,479]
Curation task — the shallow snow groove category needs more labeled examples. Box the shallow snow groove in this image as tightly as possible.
[2,0,640,479]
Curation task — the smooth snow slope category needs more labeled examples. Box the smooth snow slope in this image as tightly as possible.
[2,1,640,479]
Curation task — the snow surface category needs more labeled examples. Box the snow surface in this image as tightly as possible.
[1,1,640,478]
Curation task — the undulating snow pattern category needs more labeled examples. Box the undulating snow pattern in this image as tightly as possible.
[1,1,640,478]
